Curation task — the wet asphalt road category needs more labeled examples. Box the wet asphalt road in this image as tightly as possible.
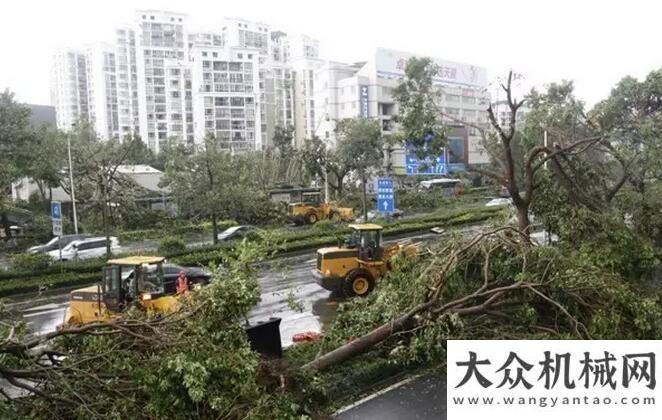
[17,251,339,345]
[335,373,447,419]
[14,226,485,345]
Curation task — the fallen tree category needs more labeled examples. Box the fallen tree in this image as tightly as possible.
[303,226,661,371]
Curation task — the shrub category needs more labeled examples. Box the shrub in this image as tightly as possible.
[158,236,186,254]
[11,253,52,272]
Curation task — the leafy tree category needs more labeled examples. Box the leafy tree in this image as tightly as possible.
[22,126,67,211]
[301,136,352,198]
[65,124,143,254]
[442,72,602,235]
[0,91,34,237]
[271,124,294,153]
[162,135,228,244]
[335,118,384,220]
[392,57,449,160]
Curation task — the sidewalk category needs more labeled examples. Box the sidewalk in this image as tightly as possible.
[334,372,447,420]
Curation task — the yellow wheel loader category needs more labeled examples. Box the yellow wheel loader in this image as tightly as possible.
[62,256,180,327]
[312,224,418,297]
[288,191,354,225]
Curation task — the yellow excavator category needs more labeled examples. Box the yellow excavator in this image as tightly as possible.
[312,224,418,297]
[62,256,180,326]
[288,191,354,225]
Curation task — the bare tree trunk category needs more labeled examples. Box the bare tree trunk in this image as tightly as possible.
[0,212,11,239]
[516,205,530,234]
[211,212,219,245]
[362,175,368,221]
[303,311,417,371]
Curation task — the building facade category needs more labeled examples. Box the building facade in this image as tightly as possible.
[50,10,493,166]
[50,49,90,131]
[306,48,491,171]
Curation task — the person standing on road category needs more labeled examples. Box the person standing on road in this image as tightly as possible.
[176,271,189,294]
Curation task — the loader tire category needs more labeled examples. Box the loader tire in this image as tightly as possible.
[342,269,375,297]
[306,212,318,224]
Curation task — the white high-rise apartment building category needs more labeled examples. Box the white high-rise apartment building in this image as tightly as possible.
[85,43,119,140]
[51,49,90,131]
[115,27,140,139]
[134,10,191,152]
[190,44,262,150]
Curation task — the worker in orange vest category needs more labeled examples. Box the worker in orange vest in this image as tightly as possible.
[176,271,189,294]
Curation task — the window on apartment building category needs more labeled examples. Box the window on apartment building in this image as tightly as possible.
[445,94,461,102]
[229,62,242,71]
[171,91,180,98]
[215,97,229,106]
[231,120,246,130]
[230,97,244,107]
[463,96,476,104]
[216,120,230,130]
[171,113,182,120]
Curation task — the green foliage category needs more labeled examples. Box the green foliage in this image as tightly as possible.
[11,252,51,272]
[558,207,658,280]
[0,206,502,297]
[392,57,449,159]
[158,235,186,254]
[9,241,307,419]
[300,136,351,197]
[272,124,295,152]
[118,220,236,242]
[311,232,662,384]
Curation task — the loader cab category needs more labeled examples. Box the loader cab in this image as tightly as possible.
[302,192,322,206]
[102,256,166,312]
[346,224,383,261]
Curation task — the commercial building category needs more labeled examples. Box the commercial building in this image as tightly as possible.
[27,105,56,127]
[308,48,491,172]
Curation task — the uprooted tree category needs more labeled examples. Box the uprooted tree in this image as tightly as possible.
[302,225,660,372]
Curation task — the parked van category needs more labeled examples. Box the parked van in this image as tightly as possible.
[47,237,120,261]
[27,234,93,254]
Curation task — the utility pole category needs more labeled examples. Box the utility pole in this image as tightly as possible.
[67,125,79,234]
[543,130,548,170]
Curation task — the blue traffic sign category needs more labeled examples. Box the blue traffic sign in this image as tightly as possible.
[51,201,62,220]
[405,153,446,175]
[377,177,395,214]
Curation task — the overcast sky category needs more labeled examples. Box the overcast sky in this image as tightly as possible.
[2,0,660,108]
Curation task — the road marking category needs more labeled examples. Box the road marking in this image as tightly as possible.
[22,303,64,312]
[333,374,422,417]
[23,308,67,318]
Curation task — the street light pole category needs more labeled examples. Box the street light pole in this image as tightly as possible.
[67,129,79,234]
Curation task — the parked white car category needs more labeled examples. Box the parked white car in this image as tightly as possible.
[47,236,120,261]
[485,197,512,207]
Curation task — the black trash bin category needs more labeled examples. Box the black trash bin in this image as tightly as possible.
[244,317,282,359]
